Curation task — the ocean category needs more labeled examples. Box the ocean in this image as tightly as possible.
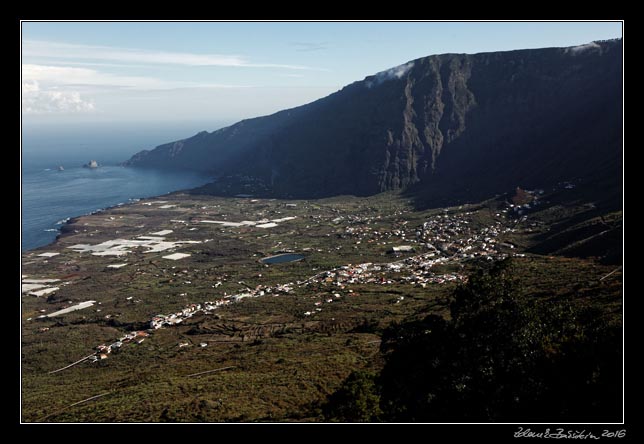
[21,121,225,252]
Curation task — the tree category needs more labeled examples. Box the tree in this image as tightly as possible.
[378,259,621,421]
[324,259,622,422]
[323,371,382,422]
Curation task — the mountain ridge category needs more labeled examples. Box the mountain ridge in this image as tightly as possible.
[124,39,622,206]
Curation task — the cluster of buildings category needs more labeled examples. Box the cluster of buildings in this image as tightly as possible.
[149,301,230,329]
[90,330,149,362]
[148,281,298,330]
[305,208,519,290]
[507,188,543,216]
[81,275,299,364]
[293,208,529,317]
[401,271,466,286]
[336,206,523,266]
[302,257,467,291]
[415,212,516,260]
[340,215,411,246]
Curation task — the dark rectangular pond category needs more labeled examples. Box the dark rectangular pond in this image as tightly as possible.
[261,253,305,264]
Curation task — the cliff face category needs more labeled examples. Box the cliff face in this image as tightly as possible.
[124,40,622,204]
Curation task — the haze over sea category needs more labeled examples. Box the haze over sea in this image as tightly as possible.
[21,121,225,251]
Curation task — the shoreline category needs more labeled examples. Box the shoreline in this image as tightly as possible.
[22,170,215,254]
[25,192,174,253]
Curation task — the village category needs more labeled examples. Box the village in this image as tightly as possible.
[23,188,541,373]
[19,174,622,423]
[63,199,530,365]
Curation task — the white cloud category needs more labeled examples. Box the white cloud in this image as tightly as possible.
[566,42,601,55]
[23,64,170,90]
[365,62,414,88]
[21,64,253,115]
[22,80,94,114]
[23,40,324,71]
[22,80,39,94]
[382,62,415,80]
[22,64,245,91]
[20,40,330,119]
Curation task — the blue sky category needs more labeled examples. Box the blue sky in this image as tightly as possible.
[21,21,622,125]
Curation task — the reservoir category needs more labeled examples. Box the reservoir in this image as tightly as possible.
[261,253,305,264]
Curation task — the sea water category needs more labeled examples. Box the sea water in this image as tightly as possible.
[21,121,223,251]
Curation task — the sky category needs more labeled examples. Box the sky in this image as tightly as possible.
[21,21,623,127]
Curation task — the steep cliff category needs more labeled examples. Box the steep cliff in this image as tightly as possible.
[124,40,622,204]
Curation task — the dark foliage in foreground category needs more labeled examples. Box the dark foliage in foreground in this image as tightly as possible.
[324,259,622,422]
